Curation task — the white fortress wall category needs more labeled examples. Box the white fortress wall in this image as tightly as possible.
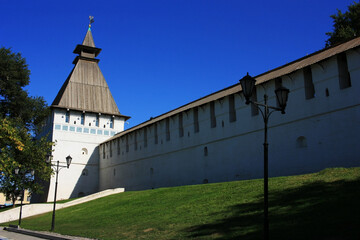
[99,49,360,191]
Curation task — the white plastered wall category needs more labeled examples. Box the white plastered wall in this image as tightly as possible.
[99,49,360,191]
[46,109,125,201]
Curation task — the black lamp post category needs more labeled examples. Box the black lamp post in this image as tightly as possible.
[46,154,72,231]
[14,167,35,227]
[239,73,289,240]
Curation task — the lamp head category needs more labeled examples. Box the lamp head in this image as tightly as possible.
[239,73,256,104]
[46,153,53,163]
[275,86,290,114]
[66,155,72,168]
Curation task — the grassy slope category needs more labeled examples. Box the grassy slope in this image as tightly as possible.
[5,167,360,240]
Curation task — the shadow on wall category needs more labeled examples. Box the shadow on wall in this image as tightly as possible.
[69,146,99,199]
[184,177,360,240]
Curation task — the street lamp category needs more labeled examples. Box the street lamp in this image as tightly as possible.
[46,154,72,231]
[14,167,35,227]
[239,73,289,240]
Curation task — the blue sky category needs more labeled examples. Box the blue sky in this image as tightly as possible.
[0,0,355,128]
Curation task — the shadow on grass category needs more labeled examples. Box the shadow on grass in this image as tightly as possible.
[184,177,360,240]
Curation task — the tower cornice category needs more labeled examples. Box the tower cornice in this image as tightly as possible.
[73,44,101,57]
[72,56,100,65]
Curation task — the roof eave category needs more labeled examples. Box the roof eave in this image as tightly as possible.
[73,44,102,57]
[50,105,131,120]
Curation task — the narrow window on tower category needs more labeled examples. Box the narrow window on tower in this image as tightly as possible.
[210,102,216,128]
[166,118,170,141]
[65,111,70,123]
[134,133,138,150]
[337,53,351,89]
[304,66,315,99]
[110,117,114,129]
[194,107,199,133]
[81,112,85,125]
[96,114,100,127]
[229,95,236,122]
[178,113,184,137]
[275,78,282,108]
[144,128,148,148]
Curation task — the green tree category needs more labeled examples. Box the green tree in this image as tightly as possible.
[0,47,52,206]
[0,123,53,206]
[0,47,49,134]
[326,1,360,47]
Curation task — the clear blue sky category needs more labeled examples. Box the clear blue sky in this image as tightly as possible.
[0,0,355,128]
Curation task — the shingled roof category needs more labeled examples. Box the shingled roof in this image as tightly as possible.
[51,28,129,119]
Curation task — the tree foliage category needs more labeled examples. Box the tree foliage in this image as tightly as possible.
[0,47,52,205]
[326,1,360,47]
[0,48,49,134]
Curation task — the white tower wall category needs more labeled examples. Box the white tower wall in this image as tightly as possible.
[46,109,124,201]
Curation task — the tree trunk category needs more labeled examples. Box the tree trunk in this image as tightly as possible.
[12,195,16,208]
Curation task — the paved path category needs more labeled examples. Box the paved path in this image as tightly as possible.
[0,228,42,240]
[0,227,96,240]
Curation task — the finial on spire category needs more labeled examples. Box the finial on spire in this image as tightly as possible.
[89,16,94,30]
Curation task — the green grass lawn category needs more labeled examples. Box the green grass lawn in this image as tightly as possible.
[4,167,360,240]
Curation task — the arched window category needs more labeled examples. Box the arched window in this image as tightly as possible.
[81,148,88,155]
[82,169,88,176]
[204,147,208,156]
[296,136,307,148]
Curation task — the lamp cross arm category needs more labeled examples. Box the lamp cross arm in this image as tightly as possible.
[249,100,283,111]
[49,162,68,168]
[50,165,69,174]
[57,164,69,168]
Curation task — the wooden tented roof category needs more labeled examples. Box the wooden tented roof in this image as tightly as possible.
[81,29,95,47]
[51,28,129,119]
